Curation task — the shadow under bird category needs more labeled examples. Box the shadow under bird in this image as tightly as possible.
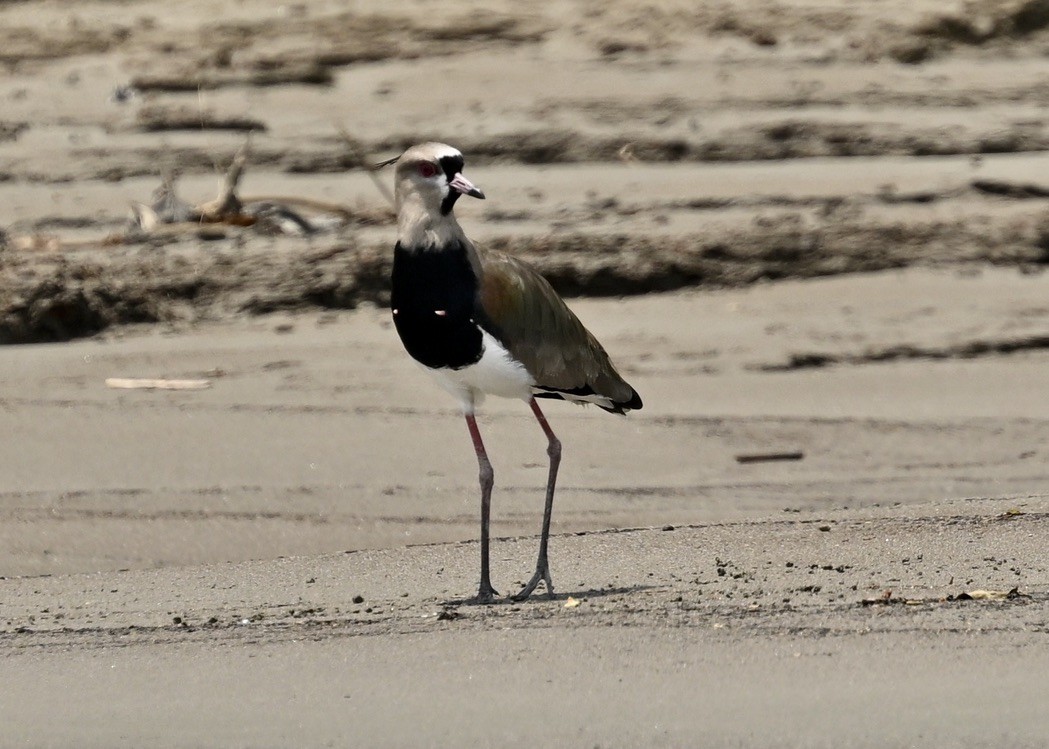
[387,142,642,603]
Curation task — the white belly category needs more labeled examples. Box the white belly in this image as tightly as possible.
[424,330,534,412]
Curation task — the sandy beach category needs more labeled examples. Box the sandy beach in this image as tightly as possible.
[3,1,1049,746]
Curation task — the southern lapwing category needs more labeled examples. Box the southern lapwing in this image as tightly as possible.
[388,142,642,603]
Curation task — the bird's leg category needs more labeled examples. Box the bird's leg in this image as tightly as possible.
[465,413,499,603]
[513,398,561,601]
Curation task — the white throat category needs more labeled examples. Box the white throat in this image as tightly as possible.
[396,192,466,249]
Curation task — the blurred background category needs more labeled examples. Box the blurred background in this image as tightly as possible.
[4,0,1049,338]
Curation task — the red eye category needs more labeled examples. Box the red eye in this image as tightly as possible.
[418,162,438,178]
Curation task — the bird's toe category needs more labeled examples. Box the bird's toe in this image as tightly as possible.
[512,567,554,602]
[472,582,501,605]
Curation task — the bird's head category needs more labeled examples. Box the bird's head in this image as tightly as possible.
[391,142,485,217]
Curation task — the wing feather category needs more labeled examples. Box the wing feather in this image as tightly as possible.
[476,248,639,408]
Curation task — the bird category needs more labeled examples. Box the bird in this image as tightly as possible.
[386,142,642,603]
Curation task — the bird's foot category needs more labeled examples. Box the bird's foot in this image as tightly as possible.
[472,580,501,605]
[512,561,554,602]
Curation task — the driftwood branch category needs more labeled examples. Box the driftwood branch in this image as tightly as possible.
[9,127,397,252]
[335,124,396,209]
[199,136,251,219]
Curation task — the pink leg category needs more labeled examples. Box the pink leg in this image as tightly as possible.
[465,413,499,602]
[513,398,562,601]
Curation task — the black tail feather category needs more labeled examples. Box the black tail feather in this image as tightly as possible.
[534,384,643,414]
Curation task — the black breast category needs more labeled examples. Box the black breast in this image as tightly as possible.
[391,240,484,370]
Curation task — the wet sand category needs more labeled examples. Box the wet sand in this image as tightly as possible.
[3,0,1049,746]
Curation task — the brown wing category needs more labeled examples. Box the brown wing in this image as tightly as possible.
[476,248,639,408]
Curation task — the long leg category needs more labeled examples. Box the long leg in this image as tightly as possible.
[465,413,499,602]
[513,398,562,601]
